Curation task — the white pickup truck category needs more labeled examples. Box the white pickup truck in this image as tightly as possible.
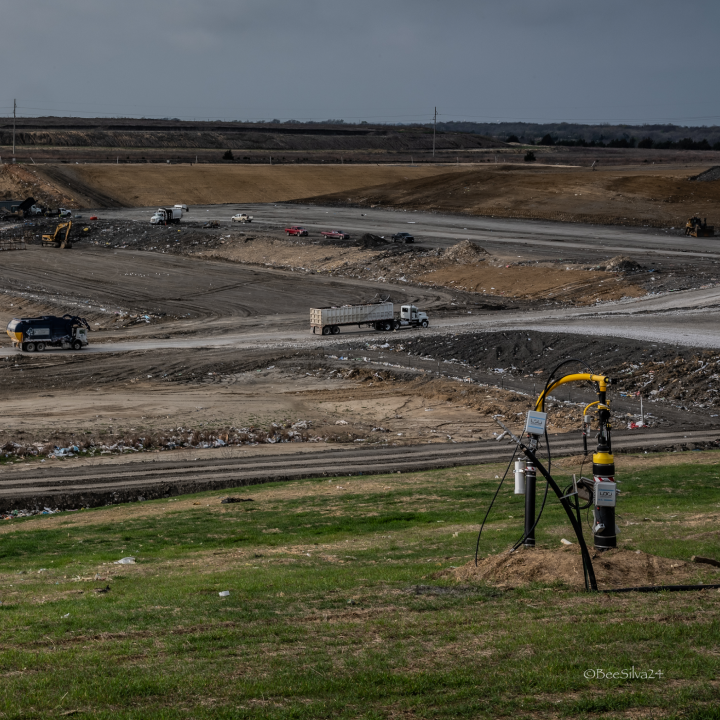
[310,302,429,335]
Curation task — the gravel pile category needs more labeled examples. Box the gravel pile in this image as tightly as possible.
[689,166,720,182]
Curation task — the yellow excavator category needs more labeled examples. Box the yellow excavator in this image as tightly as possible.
[42,221,73,248]
[685,216,715,238]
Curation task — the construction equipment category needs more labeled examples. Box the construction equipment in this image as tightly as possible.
[685,216,715,237]
[0,197,35,222]
[6,315,90,352]
[310,301,429,335]
[42,221,73,248]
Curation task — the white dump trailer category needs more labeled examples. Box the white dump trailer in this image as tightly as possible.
[310,301,429,335]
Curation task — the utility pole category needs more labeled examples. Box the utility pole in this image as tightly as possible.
[12,99,16,155]
[432,106,437,158]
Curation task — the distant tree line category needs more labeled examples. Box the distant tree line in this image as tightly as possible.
[439,121,720,148]
[510,133,720,151]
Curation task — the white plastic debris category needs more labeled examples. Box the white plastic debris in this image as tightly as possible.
[560,538,573,546]
[219,590,230,597]
[114,557,136,565]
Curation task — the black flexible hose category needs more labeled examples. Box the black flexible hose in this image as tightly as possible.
[474,450,517,566]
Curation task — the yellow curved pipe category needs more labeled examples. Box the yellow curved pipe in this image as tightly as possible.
[534,373,610,411]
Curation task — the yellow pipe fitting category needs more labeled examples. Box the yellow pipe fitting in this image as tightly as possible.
[535,373,610,411]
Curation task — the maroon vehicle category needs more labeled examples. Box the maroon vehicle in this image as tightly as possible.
[321,230,350,240]
[285,226,309,237]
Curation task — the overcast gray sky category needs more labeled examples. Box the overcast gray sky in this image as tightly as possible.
[3,0,719,126]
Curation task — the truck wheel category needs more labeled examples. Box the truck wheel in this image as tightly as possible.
[421,320,429,328]
[384,321,393,331]
[25,342,36,352]
[72,340,83,350]
[331,325,340,335]
[36,342,45,352]
[322,326,331,335]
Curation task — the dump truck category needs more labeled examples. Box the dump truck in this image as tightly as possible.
[0,197,35,221]
[42,221,74,248]
[151,207,183,225]
[685,216,715,237]
[7,315,90,352]
[310,302,429,335]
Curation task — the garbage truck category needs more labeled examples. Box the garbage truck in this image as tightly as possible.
[310,301,429,335]
[6,315,90,352]
[151,207,183,225]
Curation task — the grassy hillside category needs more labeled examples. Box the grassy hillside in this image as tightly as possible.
[1,453,719,718]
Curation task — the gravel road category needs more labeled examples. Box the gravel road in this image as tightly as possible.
[1,429,716,511]
[94,203,720,261]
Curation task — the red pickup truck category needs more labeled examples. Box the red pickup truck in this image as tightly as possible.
[285,226,308,237]
[321,230,350,240]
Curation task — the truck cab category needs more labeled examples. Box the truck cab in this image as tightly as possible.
[400,305,429,327]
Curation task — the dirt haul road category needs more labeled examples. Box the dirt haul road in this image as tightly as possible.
[97,203,720,261]
[0,245,455,344]
[2,429,718,512]
[2,242,720,355]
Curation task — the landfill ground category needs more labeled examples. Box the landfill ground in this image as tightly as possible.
[2,206,720,507]
[2,162,720,506]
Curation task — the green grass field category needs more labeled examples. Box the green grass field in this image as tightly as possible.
[1,452,719,719]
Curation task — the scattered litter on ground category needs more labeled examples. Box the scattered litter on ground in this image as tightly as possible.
[2,507,61,521]
[221,497,254,504]
[114,557,136,565]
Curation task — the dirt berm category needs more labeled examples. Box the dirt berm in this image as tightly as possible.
[442,546,719,590]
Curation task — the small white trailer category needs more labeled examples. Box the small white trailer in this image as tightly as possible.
[310,301,429,335]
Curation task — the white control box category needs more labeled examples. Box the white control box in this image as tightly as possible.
[594,480,616,507]
[524,410,548,435]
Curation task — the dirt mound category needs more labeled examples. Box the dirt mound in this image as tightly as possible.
[0,165,77,209]
[689,166,720,182]
[442,546,714,590]
[357,233,390,248]
[603,255,642,273]
[444,240,488,264]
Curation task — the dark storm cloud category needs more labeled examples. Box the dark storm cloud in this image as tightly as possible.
[3,0,719,125]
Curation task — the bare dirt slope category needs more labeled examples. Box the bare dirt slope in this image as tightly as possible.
[0,165,78,208]
[443,546,719,590]
[304,163,720,228]
[33,164,473,208]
